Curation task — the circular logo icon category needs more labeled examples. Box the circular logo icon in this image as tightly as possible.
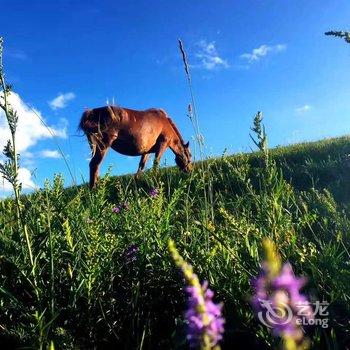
[257,299,293,328]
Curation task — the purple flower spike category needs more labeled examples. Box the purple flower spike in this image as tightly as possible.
[185,281,225,348]
[168,240,225,349]
[124,244,139,263]
[251,247,314,346]
[112,206,121,214]
[149,188,159,197]
[273,264,308,305]
[112,201,129,214]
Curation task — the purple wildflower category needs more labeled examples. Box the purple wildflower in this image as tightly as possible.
[112,202,129,214]
[112,206,121,214]
[272,264,311,309]
[251,240,313,346]
[124,244,139,263]
[168,240,225,349]
[186,281,225,348]
[149,188,159,197]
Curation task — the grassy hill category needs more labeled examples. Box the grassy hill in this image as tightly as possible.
[1,135,350,349]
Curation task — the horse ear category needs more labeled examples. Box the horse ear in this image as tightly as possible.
[184,141,189,148]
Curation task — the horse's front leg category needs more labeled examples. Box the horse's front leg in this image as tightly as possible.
[89,131,119,189]
[89,147,108,189]
[153,142,168,169]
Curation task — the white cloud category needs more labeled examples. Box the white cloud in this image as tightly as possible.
[195,40,229,70]
[0,92,67,153]
[240,44,286,64]
[0,92,67,191]
[49,92,75,110]
[295,105,312,114]
[39,149,61,159]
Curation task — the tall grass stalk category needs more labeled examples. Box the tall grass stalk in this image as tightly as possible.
[0,37,33,266]
[178,39,204,159]
[178,39,214,225]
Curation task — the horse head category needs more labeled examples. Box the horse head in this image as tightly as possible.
[175,141,193,172]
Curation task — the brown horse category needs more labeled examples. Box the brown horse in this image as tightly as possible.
[79,105,193,188]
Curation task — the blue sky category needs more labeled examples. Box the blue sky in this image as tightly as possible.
[1,0,350,193]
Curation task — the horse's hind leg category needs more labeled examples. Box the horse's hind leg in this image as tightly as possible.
[89,147,108,189]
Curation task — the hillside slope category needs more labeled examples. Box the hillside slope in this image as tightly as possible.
[113,135,350,204]
[0,135,350,349]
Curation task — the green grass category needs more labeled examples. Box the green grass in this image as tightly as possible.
[1,135,350,349]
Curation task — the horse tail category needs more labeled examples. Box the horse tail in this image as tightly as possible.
[78,109,97,133]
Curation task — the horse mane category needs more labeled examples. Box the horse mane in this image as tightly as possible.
[78,106,120,134]
[108,105,121,123]
[167,117,185,145]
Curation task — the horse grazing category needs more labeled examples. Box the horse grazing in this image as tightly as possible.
[79,105,193,188]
